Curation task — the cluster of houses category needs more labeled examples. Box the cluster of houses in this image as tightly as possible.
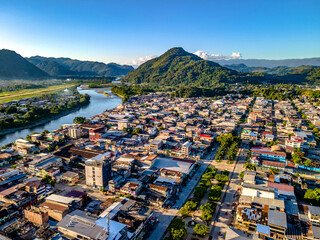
[0,92,252,239]
[232,96,320,239]
[241,97,320,175]
[234,171,320,239]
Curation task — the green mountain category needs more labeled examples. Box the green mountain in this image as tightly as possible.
[225,63,319,75]
[27,56,134,77]
[216,58,320,68]
[225,64,320,84]
[0,49,49,80]
[35,60,74,76]
[123,47,263,87]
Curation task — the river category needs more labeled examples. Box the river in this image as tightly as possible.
[0,87,122,147]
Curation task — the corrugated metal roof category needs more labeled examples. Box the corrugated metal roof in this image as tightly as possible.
[268,210,287,229]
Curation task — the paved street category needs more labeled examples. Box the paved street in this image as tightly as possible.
[147,122,250,240]
[147,148,218,240]
[209,143,248,239]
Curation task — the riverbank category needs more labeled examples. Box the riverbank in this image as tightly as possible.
[0,88,122,147]
[0,102,89,137]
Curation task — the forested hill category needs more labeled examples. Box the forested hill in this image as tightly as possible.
[27,56,134,77]
[0,49,49,80]
[123,47,264,87]
[216,57,320,68]
[225,64,320,84]
[35,60,74,76]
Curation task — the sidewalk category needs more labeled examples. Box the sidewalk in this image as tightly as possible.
[207,144,248,239]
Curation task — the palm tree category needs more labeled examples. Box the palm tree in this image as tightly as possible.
[269,168,279,175]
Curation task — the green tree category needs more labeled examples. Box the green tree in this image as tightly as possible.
[304,159,313,167]
[73,116,86,124]
[169,218,187,240]
[41,174,56,186]
[193,224,209,236]
[179,207,190,216]
[25,134,32,142]
[208,185,222,201]
[244,163,256,171]
[206,166,217,174]
[41,129,50,136]
[47,145,54,152]
[201,211,213,222]
[239,171,245,180]
[171,229,187,240]
[269,168,280,175]
[200,202,215,222]
[194,186,207,198]
[202,172,214,180]
[215,174,229,182]
[184,200,197,211]
[292,152,303,164]
[304,188,320,205]
[132,128,142,135]
[200,178,212,187]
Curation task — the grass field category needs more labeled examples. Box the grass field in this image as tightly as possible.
[0,84,77,103]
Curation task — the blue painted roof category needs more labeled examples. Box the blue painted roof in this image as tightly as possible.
[257,224,270,235]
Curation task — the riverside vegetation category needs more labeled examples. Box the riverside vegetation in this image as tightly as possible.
[0,89,90,132]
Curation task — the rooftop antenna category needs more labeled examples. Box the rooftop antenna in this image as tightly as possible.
[107,213,110,233]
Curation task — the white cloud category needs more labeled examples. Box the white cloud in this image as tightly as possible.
[128,55,157,67]
[194,50,242,60]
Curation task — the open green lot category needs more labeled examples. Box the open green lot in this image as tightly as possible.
[0,83,77,103]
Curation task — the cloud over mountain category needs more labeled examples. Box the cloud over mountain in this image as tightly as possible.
[129,55,158,67]
[194,50,241,60]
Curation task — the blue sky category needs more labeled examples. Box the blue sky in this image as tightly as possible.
[0,0,319,64]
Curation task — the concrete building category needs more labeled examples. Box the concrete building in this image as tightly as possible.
[68,127,81,139]
[24,206,49,225]
[13,139,36,154]
[85,153,112,189]
[118,121,129,131]
[57,209,128,240]
[181,141,192,156]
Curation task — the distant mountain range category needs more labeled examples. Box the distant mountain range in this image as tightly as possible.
[0,49,134,80]
[224,63,319,75]
[215,58,320,68]
[224,64,320,84]
[123,47,264,87]
[27,56,134,77]
[0,49,49,80]
[1,48,319,84]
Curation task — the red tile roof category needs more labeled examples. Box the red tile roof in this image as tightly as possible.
[261,160,286,168]
[267,182,294,192]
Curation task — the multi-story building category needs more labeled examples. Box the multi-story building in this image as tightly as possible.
[12,139,36,154]
[85,153,112,189]
[235,195,287,239]
[68,127,81,139]
[24,206,49,226]
[181,141,192,156]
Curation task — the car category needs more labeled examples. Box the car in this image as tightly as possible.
[225,212,228,215]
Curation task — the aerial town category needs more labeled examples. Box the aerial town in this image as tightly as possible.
[1,0,319,239]
[0,90,319,240]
